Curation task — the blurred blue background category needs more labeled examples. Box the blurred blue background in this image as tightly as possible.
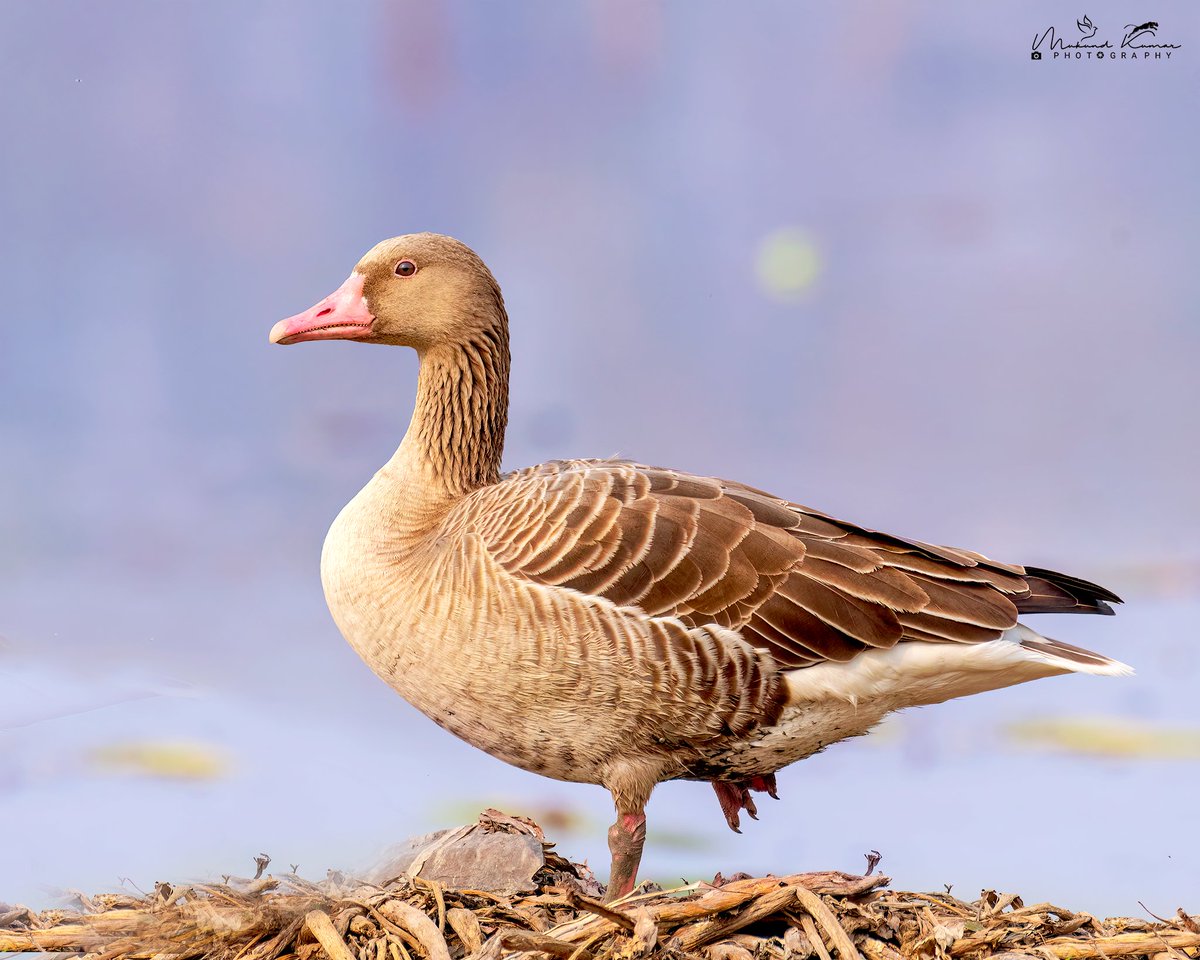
[2,1,1198,913]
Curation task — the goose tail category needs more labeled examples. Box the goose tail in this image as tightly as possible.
[1011,623,1134,677]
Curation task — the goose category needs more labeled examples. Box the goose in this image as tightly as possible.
[270,233,1127,901]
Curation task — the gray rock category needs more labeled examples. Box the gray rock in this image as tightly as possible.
[371,825,544,894]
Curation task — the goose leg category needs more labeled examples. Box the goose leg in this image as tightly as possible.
[604,809,647,902]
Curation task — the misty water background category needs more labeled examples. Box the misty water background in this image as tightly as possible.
[2,2,1198,913]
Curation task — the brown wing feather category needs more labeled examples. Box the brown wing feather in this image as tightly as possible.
[472,459,1121,670]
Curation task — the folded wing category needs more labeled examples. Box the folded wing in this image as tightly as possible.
[467,460,1120,669]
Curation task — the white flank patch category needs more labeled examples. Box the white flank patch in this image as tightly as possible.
[784,624,1132,711]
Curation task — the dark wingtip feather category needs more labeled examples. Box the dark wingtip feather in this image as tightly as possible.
[1024,566,1123,603]
[1017,566,1122,616]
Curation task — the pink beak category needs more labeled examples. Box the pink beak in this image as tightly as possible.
[270,273,374,345]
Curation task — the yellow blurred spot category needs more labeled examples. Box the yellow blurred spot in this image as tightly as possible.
[755,228,822,301]
[435,799,591,834]
[648,828,709,852]
[1006,717,1200,760]
[432,800,708,851]
[90,740,228,780]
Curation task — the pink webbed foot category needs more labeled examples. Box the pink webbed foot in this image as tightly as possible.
[710,774,779,833]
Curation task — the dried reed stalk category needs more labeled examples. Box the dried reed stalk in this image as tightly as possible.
[2,818,1195,960]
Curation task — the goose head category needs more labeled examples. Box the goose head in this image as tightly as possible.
[270,233,504,351]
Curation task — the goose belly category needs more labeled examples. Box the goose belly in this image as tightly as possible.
[684,698,890,780]
[325,598,634,784]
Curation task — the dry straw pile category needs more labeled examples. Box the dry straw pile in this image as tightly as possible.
[2,812,1196,960]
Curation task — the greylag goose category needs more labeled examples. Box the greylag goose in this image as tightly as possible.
[270,233,1127,901]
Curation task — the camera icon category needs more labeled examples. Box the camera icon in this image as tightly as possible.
[1031,51,1042,60]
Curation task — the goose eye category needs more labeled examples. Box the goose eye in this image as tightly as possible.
[395,260,417,278]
